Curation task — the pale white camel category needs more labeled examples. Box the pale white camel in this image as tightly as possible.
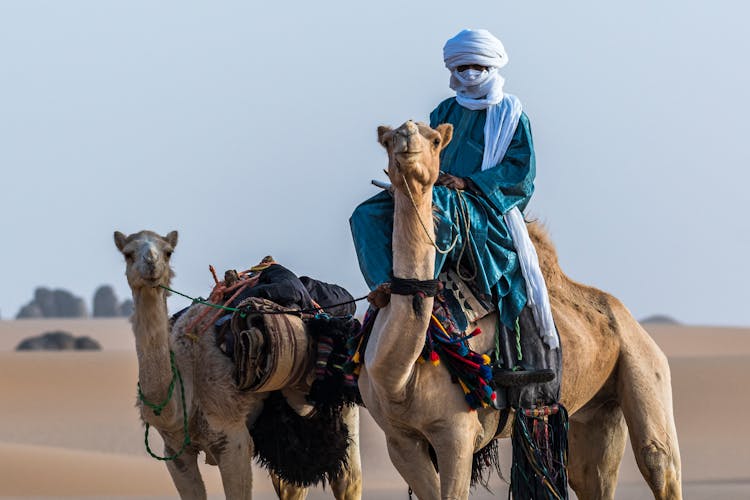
[115,230,361,500]
[357,121,682,499]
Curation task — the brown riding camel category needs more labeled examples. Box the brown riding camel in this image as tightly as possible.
[114,230,362,500]
[357,121,682,499]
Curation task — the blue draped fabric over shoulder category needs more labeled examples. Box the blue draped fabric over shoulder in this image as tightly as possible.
[350,97,536,328]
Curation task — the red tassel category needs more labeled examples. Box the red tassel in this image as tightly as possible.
[429,351,440,366]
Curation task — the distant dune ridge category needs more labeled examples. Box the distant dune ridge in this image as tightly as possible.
[0,320,748,498]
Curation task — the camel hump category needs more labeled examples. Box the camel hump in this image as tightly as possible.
[526,221,566,288]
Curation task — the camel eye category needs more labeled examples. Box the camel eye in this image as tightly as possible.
[165,250,173,258]
[433,138,440,148]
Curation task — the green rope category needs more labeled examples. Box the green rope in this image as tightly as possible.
[494,321,502,364]
[159,284,367,317]
[159,284,242,314]
[514,317,523,364]
[138,350,191,461]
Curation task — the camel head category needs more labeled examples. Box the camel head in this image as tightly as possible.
[378,121,453,197]
[114,230,178,291]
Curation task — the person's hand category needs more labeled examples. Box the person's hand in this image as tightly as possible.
[436,172,467,190]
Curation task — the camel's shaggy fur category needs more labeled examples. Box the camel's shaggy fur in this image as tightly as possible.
[358,121,682,500]
[114,230,362,500]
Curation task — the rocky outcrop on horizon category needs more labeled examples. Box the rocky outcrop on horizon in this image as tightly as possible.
[640,314,680,325]
[16,288,87,319]
[92,285,132,317]
[119,298,134,317]
[15,285,133,319]
[92,285,118,317]
[15,331,101,351]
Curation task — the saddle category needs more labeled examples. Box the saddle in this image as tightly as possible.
[370,269,561,407]
[440,271,561,406]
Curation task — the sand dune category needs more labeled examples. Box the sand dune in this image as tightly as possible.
[0,320,748,498]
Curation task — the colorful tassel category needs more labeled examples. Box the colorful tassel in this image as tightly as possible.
[511,404,569,500]
[429,350,441,366]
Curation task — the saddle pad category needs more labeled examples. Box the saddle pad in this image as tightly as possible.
[438,269,495,325]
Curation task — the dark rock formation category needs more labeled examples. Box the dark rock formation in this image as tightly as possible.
[119,299,134,317]
[640,314,680,325]
[93,285,119,317]
[74,336,102,350]
[53,289,87,317]
[16,303,44,319]
[16,287,87,319]
[15,331,101,351]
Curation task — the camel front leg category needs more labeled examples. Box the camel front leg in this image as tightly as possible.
[329,405,363,500]
[431,426,476,500]
[386,433,440,500]
[162,434,206,500]
[208,424,254,499]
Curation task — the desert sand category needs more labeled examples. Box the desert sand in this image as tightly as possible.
[0,318,748,499]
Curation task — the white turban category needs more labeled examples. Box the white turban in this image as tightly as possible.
[443,29,508,109]
[443,28,508,71]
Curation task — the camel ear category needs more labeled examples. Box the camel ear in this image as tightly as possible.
[377,126,393,148]
[114,231,127,252]
[165,231,178,248]
[435,123,453,149]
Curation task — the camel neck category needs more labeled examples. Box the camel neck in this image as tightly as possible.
[367,185,436,396]
[392,184,436,282]
[131,287,175,406]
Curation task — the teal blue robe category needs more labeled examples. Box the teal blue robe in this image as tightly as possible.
[350,97,536,328]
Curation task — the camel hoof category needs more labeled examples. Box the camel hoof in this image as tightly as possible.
[492,368,555,387]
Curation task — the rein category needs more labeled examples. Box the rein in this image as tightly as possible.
[400,173,459,255]
[399,174,478,282]
[138,350,191,461]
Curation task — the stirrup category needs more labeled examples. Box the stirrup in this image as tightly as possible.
[492,368,555,387]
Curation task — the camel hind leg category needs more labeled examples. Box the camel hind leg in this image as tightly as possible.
[567,400,627,500]
[617,322,682,499]
[329,405,363,499]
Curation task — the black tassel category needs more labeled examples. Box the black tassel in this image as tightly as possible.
[471,438,502,490]
[510,404,569,500]
[249,392,350,487]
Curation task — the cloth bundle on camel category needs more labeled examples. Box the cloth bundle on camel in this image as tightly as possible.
[184,258,363,487]
[230,297,311,392]
[228,295,362,407]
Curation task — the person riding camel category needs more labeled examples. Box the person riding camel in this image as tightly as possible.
[350,28,557,387]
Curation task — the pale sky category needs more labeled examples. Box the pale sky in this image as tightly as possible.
[1,1,748,326]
